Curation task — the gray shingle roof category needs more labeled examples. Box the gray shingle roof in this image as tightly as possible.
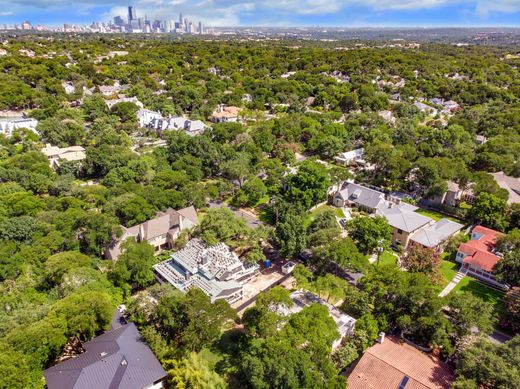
[410,218,464,248]
[44,324,166,389]
[337,183,386,209]
[377,204,432,233]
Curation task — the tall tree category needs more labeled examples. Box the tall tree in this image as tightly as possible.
[469,192,509,231]
[346,215,392,254]
[275,212,307,258]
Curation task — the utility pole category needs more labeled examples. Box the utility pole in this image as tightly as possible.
[376,238,384,267]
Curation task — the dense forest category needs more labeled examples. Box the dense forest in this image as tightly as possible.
[1,34,520,388]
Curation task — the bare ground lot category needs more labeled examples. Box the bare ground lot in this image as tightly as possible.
[232,263,294,314]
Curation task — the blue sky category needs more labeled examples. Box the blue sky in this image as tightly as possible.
[1,0,520,27]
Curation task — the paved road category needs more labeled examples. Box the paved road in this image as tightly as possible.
[208,200,264,228]
[489,329,513,344]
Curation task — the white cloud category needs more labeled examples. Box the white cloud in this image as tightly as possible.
[2,0,520,24]
[103,0,255,26]
[0,11,14,16]
[475,0,520,16]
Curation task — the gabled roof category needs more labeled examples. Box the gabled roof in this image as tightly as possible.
[348,336,454,389]
[377,204,431,233]
[337,183,385,209]
[136,206,199,241]
[459,225,503,272]
[410,219,464,248]
[44,323,166,389]
[176,206,199,225]
[491,171,520,205]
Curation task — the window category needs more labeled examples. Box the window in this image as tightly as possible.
[398,376,410,389]
[397,229,403,234]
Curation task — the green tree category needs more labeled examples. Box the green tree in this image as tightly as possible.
[108,194,155,227]
[235,177,267,207]
[48,291,114,340]
[167,352,226,389]
[346,215,392,254]
[503,287,520,333]
[109,240,156,289]
[332,341,359,370]
[44,251,92,286]
[221,152,251,188]
[284,160,331,209]
[341,286,371,318]
[156,288,236,352]
[79,212,121,256]
[354,313,379,350]
[469,192,509,231]
[199,207,251,246]
[456,337,520,388]
[0,215,35,243]
[275,212,307,258]
[494,249,520,287]
[448,292,495,338]
[312,237,367,272]
[110,101,139,123]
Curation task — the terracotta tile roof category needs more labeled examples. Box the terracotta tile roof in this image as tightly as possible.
[465,250,501,272]
[348,337,454,389]
[459,226,502,272]
[472,225,501,237]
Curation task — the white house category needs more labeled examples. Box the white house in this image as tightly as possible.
[137,109,162,128]
[149,116,208,137]
[0,117,38,137]
[99,83,130,96]
[334,148,365,165]
[105,96,143,110]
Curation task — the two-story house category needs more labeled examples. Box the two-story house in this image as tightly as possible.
[456,225,505,288]
[105,206,198,260]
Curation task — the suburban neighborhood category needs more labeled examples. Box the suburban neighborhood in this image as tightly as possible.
[1,26,520,389]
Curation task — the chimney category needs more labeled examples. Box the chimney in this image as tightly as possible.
[377,332,385,344]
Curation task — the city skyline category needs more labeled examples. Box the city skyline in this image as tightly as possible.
[1,0,520,28]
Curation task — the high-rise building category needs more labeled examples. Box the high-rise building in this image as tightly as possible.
[198,21,203,34]
[21,21,32,30]
[179,13,183,27]
[114,16,124,26]
[128,6,135,23]
[165,19,175,32]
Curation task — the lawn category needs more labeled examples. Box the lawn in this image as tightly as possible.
[414,208,461,223]
[303,204,340,228]
[438,259,505,311]
[451,277,505,311]
[253,195,270,208]
[375,250,398,267]
[440,260,458,285]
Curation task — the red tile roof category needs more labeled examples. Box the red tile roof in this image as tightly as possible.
[458,226,502,273]
[348,337,455,389]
